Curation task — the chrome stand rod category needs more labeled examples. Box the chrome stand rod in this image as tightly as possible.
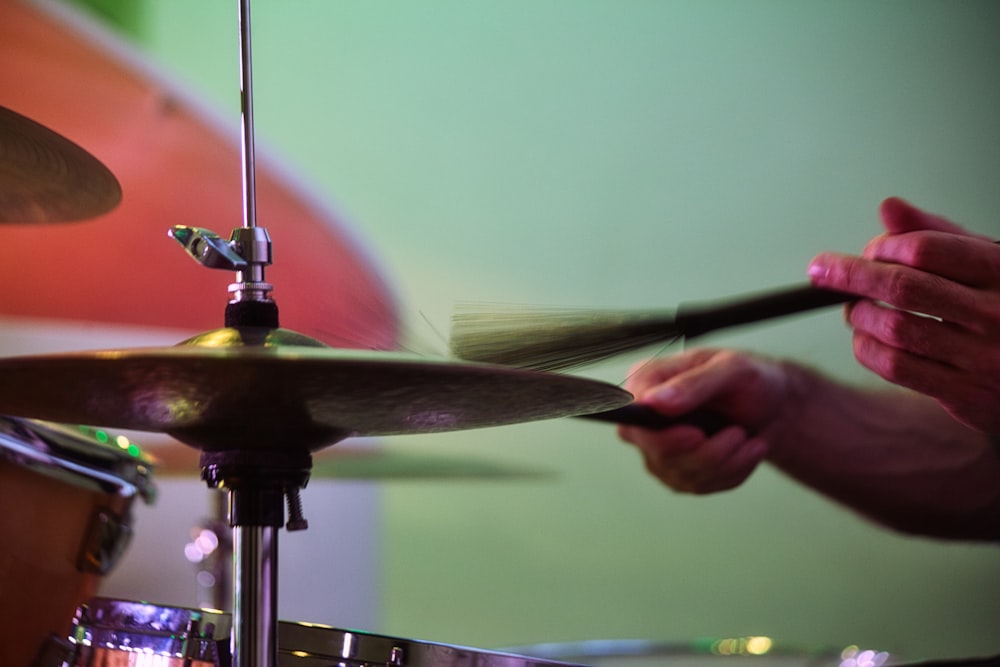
[232,523,278,667]
[202,450,303,667]
[238,0,258,233]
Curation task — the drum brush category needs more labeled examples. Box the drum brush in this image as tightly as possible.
[450,282,852,372]
[450,283,852,432]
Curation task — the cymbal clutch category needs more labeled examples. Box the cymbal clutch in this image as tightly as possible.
[169,224,277,326]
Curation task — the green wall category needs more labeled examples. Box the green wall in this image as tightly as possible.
[84,0,999,659]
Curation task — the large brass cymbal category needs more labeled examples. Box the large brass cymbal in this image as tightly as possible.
[0,105,122,223]
[0,328,631,453]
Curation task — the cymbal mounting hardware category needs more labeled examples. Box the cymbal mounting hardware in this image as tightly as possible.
[284,488,308,532]
[168,224,275,305]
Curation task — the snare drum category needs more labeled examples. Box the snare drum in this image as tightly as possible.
[0,417,155,667]
[63,598,587,666]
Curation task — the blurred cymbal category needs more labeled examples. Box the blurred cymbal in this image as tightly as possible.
[0,105,121,223]
[0,0,398,348]
[0,327,632,453]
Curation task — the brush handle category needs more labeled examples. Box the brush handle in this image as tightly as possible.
[674,284,853,338]
[580,404,731,434]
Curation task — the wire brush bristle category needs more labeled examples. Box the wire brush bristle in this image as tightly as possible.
[449,303,679,372]
[449,284,854,373]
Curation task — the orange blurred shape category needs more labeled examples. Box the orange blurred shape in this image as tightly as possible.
[0,0,399,350]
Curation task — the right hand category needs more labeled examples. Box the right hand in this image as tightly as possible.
[808,197,1000,434]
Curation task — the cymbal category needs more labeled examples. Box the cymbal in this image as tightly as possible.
[0,105,122,223]
[0,327,631,452]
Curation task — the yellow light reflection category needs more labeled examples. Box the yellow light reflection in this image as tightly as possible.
[712,636,773,656]
[745,636,773,655]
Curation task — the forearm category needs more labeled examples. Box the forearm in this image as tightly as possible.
[767,362,1000,540]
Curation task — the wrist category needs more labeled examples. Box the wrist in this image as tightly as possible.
[764,359,821,463]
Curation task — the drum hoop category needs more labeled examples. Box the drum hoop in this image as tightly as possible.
[75,598,587,667]
[500,638,846,662]
[0,416,155,503]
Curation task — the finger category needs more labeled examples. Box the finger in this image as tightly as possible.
[852,337,993,434]
[854,334,1000,432]
[624,351,719,411]
[878,197,973,236]
[863,231,1000,289]
[622,424,705,483]
[851,330,976,400]
[847,300,987,370]
[638,427,764,494]
[689,435,769,494]
[809,252,994,331]
[624,348,719,393]
[670,429,767,494]
[617,422,705,452]
[638,350,760,416]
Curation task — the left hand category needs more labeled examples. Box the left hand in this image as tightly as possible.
[617,348,792,494]
[807,197,1000,433]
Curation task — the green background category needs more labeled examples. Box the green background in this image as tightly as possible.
[74,0,1000,660]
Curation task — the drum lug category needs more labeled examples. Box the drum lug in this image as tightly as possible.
[77,507,131,575]
[181,618,224,666]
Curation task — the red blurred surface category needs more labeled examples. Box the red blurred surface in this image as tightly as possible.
[0,0,399,349]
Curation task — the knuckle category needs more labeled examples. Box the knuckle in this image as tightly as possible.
[883,269,919,307]
[878,309,909,347]
[831,258,861,289]
[876,309,936,357]
[878,348,909,382]
[854,334,906,383]
[714,349,753,375]
[901,233,938,266]
[974,294,1000,336]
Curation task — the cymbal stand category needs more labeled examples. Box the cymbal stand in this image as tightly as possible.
[199,450,311,667]
[167,1,298,665]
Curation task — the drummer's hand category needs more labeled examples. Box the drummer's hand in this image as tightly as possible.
[808,197,1000,433]
[617,349,793,494]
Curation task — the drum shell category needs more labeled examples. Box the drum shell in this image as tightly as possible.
[0,419,154,667]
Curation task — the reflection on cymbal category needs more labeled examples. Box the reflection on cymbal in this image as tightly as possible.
[0,328,632,452]
[0,105,121,223]
[146,437,552,481]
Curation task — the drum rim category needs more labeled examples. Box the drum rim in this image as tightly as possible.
[499,637,849,661]
[0,416,155,502]
[75,598,587,667]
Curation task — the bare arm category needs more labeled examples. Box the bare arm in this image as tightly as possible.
[618,349,1000,541]
[768,361,1000,540]
[618,199,1000,540]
